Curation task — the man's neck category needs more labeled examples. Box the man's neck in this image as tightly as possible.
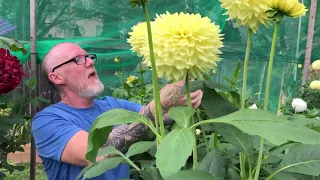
[60,92,94,108]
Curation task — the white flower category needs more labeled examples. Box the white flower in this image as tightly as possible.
[249,103,258,109]
[291,98,307,112]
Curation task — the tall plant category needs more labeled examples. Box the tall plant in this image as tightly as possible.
[77,1,320,180]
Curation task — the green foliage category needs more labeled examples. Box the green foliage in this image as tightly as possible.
[198,149,227,179]
[275,144,320,176]
[86,109,157,163]
[155,128,195,179]
[111,60,154,105]
[169,170,217,180]
[0,36,27,55]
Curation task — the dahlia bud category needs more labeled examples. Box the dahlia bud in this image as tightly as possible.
[195,129,201,136]
[310,80,320,90]
[312,60,320,71]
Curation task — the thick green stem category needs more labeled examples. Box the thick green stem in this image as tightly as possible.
[241,29,252,109]
[185,72,198,170]
[263,22,279,110]
[254,22,280,180]
[142,3,165,140]
[239,153,246,180]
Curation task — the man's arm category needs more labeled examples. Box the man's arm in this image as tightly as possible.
[104,103,173,153]
[60,104,172,166]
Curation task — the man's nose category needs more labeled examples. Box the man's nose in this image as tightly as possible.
[85,57,95,67]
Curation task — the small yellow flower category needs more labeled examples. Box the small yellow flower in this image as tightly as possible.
[297,64,302,68]
[195,129,201,136]
[114,56,120,63]
[126,75,137,84]
[219,0,270,33]
[128,12,224,81]
[310,80,320,90]
[312,60,320,70]
[266,0,308,19]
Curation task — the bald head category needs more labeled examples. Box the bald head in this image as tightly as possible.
[42,42,86,75]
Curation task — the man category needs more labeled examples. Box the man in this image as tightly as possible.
[31,42,203,180]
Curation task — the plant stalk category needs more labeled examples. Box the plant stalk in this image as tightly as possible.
[196,110,209,152]
[124,157,141,171]
[241,28,253,109]
[142,3,165,140]
[213,131,218,149]
[185,72,198,170]
[254,22,280,180]
[239,153,246,180]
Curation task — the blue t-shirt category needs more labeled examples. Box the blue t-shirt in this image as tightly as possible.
[31,96,143,180]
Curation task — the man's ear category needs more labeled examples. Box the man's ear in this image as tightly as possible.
[48,72,65,85]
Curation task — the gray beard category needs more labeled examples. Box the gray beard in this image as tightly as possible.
[65,78,105,99]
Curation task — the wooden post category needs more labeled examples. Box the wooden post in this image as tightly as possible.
[30,0,38,179]
[302,0,318,85]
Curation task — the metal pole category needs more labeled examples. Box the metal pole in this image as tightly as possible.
[30,0,37,179]
[302,0,318,85]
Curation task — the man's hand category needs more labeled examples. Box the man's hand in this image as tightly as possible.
[150,81,203,114]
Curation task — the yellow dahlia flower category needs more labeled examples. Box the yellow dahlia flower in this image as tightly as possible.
[312,60,320,70]
[266,0,308,18]
[128,22,150,57]
[128,12,224,81]
[310,80,320,90]
[219,0,270,33]
[126,75,137,84]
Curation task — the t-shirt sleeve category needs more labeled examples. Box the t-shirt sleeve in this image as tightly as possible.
[102,96,143,112]
[31,112,82,162]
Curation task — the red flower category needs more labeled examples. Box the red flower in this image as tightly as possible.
[0,48,25,95]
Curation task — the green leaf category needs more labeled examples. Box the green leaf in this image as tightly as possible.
[167,106,195,128]
[97,146,123,158]
[288,115,320,128]
[83,157,124,179]
[86,109,154,163]
[156,128,195,179]
[274,144,320,176]
[28,99,39,108]
[226,168,240,180]
[0,36,27,55]
[112,88,128,99]
[198,149,227,179]
[140,163,162,180]
[200,83,238,119]
[37,96,50,103]
[169,170,218,180]
[201,109,320,145]
[214,124,254,156]
[75,164,93,180]
[126,141,155,158]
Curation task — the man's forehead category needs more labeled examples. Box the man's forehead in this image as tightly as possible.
[51,44,87,60]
